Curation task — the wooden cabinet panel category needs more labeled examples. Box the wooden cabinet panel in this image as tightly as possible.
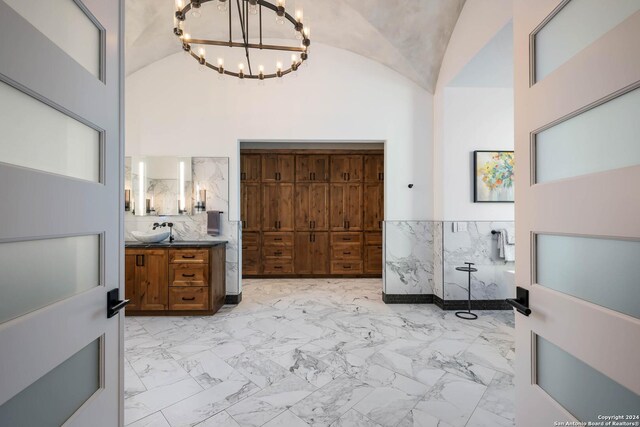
[365,231,382,246]
[364,154,384,182]
[139,250,169,311]
[170,264,208,287]
[169,287,209,311]
[330,184,363,231]
[262,154,294,182]
[330,155,363,182]
[364,245,383,274]
[262,183,294,231]
[125,253,139,312]
[241,154,261,182]
[242,232,260,250]
[295,183,329,231]
[242,249,261,275]
[241,183,261,231]
[295,232,329,274]
[296,155,329,182]
[364,183,384,231]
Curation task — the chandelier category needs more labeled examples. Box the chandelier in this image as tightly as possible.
[173,0,311,80]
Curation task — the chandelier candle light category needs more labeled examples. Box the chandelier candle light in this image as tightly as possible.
[174,0,311,80]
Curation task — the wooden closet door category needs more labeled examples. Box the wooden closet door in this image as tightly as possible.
[345,183,363,230]
[311,232,330,274]
[364,183,384,231]
[294,232,313,274]
[241,154,261,182]
[277,154,295,182]
[295,184,311,230]
[310,184,329,230]
[262,184,280,231]
[277,183,295,231]
[330,184,347,230]
[139,250,169,311]
[296,155,329,182]
[331,155,363,182]
[241,183,261,231]
[262,154,279,182]
[364,154,384,182]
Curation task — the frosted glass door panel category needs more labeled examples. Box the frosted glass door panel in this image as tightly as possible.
[0,339,100,426]
[535,88,640,183]
[534,0,640,82]
[0,80,101,182]
[0,235,100,324]
[536,336,640,421]
[3,0,101,78]
[536,234,640,319]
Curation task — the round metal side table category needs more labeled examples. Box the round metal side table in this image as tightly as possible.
[455,262,478,320]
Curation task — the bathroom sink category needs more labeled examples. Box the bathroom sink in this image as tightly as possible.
[131,230,171,243]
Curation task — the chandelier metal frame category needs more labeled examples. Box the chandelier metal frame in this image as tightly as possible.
[174,0,311,80]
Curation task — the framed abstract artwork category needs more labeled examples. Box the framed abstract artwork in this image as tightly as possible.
[474,151,514,203]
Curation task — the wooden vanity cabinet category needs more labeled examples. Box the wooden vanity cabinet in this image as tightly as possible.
[125,249,168,311]
[125,245,226,316]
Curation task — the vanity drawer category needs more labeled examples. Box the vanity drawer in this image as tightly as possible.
[263,246,293,259]
[263,232,294,246]
[169,249,209,264]
[169,264,208,287]
[169,287,209,311]
[331,244,362,260]
[331,261,363,274]
[263,260,294,274]
[331,232,362,245]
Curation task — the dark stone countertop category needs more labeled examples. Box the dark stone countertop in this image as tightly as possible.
[125,240,227,248]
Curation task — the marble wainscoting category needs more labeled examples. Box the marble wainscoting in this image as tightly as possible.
[441,221,515,310]
[383,221,435,303]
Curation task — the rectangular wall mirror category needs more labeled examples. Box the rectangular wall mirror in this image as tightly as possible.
[125,157,205,216]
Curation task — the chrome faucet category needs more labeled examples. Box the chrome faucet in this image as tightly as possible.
[153,222,175,242]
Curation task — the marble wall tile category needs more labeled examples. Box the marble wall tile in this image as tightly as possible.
[384,221,434,295]
[433,221,444,299]
[443,221,515,301]
[125,158,241,296]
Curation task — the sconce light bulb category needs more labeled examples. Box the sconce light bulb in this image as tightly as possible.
[175,0,184,10]
[198,47,206,58]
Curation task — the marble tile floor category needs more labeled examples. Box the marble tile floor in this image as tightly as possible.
[125,279,515,427]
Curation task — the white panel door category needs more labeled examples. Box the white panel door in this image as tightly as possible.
[0,0,123,425]
[514,0,640,425]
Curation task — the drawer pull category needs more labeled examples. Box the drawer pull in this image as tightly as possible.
[182,297,196,301]
[274,238,283,241]
[343,252,351,255]
[182,273,196,278]
[182,255,196,259]
[342,238,352,241]
[274,266,283,269]
[274,251,283,256]
[344,265,352,269]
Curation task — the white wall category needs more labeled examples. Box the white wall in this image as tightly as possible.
[433,0,514,220]
[126,42,434,221]
[442,87,514,220]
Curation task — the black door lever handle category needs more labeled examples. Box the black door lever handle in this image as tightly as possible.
[107,288,130,318]
[506,286,531,316]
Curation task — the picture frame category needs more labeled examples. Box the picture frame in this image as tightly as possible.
[473,150,514,203]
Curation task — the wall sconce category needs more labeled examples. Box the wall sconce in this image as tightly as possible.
[125,189,131,211]
[195,186,207,213]
[146,198,151,214]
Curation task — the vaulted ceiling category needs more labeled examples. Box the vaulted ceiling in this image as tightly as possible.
[126,0,466,92]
